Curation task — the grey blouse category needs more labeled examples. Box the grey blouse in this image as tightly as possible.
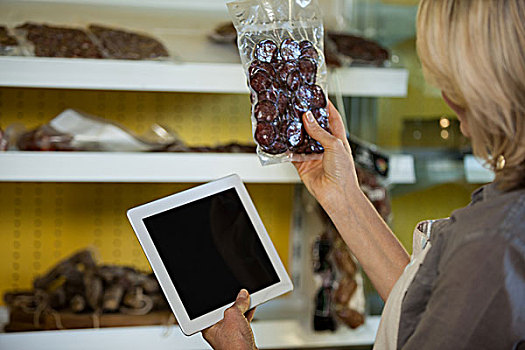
[397,183,525,349]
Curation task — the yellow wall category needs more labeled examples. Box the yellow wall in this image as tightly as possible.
[0,88,293,302]
[0,182,293,296]
[391,183,480,254]
[0,88,254,146]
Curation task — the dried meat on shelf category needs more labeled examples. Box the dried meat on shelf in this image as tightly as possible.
[1,22,170,60]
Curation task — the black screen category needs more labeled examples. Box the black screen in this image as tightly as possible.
[143,188,280,320]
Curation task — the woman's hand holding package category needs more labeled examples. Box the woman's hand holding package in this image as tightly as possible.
[294,102,361,214]
[295,102,409,301]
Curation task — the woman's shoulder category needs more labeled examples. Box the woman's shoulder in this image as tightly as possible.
[433,184,525,263]
[447,183,524,237]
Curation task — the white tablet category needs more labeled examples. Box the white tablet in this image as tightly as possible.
[127,174,293,336]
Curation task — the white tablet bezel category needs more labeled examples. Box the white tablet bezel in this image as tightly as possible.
[127,174,293,336]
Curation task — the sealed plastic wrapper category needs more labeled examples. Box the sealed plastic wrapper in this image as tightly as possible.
[311,231,365,331]
[0,25,25,56]
[311,205,366,331]
[0,127,8,151]
[228,0,330,165]
[8,22,170,60]
[16,109,178,152]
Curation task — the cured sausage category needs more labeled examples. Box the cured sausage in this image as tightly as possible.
[254,100,279,122]
[280,38,301,61]
[248,39,329,155]
[254,39,278,63]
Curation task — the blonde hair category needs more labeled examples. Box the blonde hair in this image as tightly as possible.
[417,0,525,190]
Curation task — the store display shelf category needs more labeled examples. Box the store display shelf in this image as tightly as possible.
[463,155,494,183]
[391,152,494,196]
[0,57,246,94]
[0,0,408,97]
[0,314,380,349]
[421,154,494,185]
[0,151,415,184]
[0,152,298,183]
[384,153,416,184]
[0,56,408,96]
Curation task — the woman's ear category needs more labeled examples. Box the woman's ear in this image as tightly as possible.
[441,91,465,117]
[442,91,470,137]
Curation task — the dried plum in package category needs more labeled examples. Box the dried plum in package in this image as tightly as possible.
[228,0,330,165]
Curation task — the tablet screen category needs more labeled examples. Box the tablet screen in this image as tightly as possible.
[142,187,281,320]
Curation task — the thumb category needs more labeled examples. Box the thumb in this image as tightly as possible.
[302,111,338,148]
[234,289,251,314]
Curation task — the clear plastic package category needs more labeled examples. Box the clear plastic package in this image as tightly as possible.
[228,0,330,165]
[13,22,104,58]
[0,25,25,56]
[0,126,8,151]
[15,109,178,152]
[312,210,366,331]
[87,24,170,60]
[11,22,170,60]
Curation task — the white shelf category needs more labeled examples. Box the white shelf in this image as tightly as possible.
[0,57,249,94]
[0,0,408,96]
[385,153,415,184]
[330,66,408,97]
[0,152,299,183]
[0,56,408,96]
[0,151,415,184]
[464,155,494,183]
[0,316,380,350]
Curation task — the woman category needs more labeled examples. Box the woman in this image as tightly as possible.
[203,0,525,348]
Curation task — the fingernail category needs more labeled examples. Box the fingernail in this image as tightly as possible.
[238,289,248,299]
[305,111,315,124]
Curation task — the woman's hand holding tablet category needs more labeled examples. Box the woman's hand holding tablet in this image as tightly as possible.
[127,174,293,335]
[202,289,257,349]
